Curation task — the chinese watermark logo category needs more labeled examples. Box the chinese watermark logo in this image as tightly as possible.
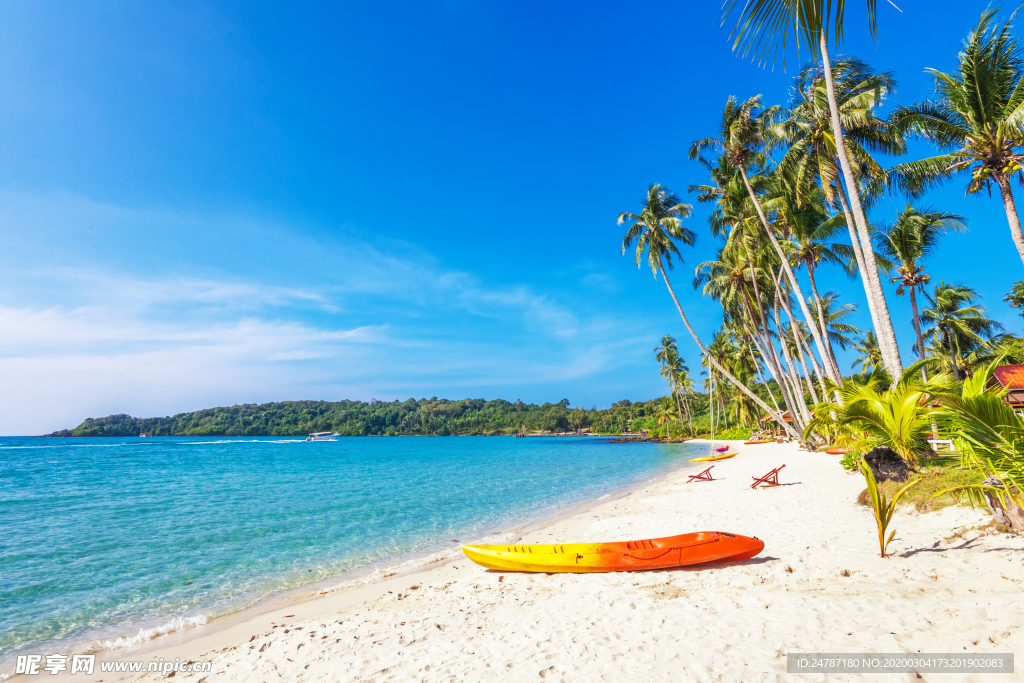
[15,654,211,676]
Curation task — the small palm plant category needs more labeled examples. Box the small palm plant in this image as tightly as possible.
[819,360,949,468]
[859,457,922,558]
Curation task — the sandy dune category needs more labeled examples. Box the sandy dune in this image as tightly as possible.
[115,440,1024,682]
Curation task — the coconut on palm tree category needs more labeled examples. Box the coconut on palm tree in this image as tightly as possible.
[875,204,966,379]
[619,184,801,440]
[891,9,1024,267]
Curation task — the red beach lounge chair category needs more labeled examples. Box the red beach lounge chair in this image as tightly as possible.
[687,466,715,483]
[751,464,785,489]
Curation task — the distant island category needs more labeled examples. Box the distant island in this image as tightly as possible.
[49,395,736,438]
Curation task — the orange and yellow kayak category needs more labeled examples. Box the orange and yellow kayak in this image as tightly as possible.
[690,452,736,462]
[461,531,763,573]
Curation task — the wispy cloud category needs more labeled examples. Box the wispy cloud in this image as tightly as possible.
[0,191,666,434]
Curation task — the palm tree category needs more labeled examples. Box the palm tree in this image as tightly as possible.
[690,156,798,418]
[875,204,966,380]
[851,331,883,374]
[1005,281,1024,329]
[690,96,842,387]
[771,57,906,379]
[619,184,801,440]
[892,9,1024,267]
[808,292,861,352]
[922,282,1004,381]
[721,0,902,379]
[781,189,857,379]
[654,335,689,434]
[656,399,680,439]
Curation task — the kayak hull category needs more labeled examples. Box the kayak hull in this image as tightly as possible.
[462,531,764,573]
[743,440,774,445]
[690,452,737,462]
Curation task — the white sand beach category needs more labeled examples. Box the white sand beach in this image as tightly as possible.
[102,440,1024,682]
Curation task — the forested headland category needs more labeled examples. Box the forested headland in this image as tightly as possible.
[48,393,749,438]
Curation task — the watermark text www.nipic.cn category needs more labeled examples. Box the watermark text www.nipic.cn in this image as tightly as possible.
[15,654,213,676]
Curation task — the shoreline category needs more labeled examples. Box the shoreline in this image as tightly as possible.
[3,438,708,680]
[22,438,1024,681]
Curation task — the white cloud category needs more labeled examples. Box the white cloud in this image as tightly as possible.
[0,191,665,434]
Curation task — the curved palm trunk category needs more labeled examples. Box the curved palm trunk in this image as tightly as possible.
[739,287,791,411]
[770,281,811,431]
[680,389,695,436]
[995,174,1024,266]
[738,164,841,388]
[909,287,928,382]
[673,386,686,438]
[819,32,903,379]
[657,261,803,441]
[946,326,962,382]
[772,274,814,423]
[746,337,783,414]
[791,327,821,405]
[778,280,823,403]
[741,237,795,408]
[806,262,842,380]
[777,281,820,405]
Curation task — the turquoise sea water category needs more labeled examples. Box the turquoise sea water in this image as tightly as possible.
[0,435,703,666]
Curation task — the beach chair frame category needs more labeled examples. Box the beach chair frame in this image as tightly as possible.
[687,466,715,483]
[751,464,785,489]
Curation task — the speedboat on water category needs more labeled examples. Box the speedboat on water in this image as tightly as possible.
[305,432,338,442]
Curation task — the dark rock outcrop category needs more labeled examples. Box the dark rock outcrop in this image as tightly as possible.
[863,446,911,482]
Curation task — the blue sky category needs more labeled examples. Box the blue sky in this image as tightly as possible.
[0,0,1021,434]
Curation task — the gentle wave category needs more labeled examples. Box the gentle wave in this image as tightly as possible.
[94,615,208,651]
[84,531,517,654]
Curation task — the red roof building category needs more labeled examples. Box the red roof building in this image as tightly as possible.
[989,364,1024,408]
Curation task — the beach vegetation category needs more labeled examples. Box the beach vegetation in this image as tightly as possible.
[619,184,801,440]
[932,361,1024,527]
[856,461,984,512]
[858,456,923,558]
[813,361,948,468]
[921,282,1004,381]
[874,204,967,380]
[1005,281,1024,328]
[721,0,906,380]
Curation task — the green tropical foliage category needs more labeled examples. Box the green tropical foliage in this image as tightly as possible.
[1005,281,1024,328]
[859,457,923,558]
[875,204,966,375]
[891,8,1024,267]
[819,361,948,467]
[851,331,883,374]
[921,282,1004,380]
[933,361,1024,514]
